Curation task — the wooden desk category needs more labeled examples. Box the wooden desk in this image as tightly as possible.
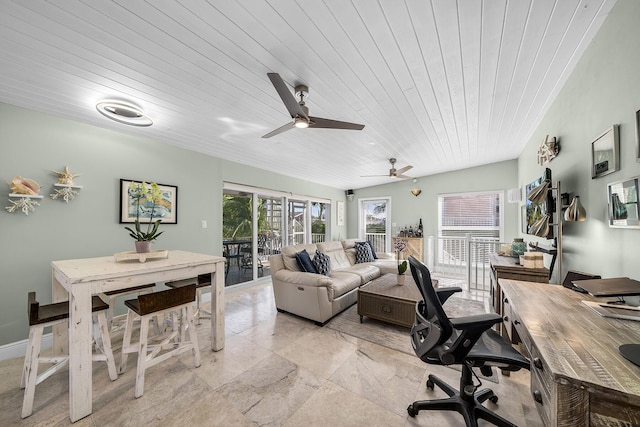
[500,279,640,426]
[489,253,548,339]
[51,250,225,422]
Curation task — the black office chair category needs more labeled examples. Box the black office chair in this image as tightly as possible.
[406,256,530,427]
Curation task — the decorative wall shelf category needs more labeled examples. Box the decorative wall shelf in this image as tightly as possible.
[6,193,44,215]
[50,183,83,203]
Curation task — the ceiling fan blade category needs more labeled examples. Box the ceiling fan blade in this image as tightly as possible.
[395,165,413,175]
[308,116,364,130]
[262,122,294,138]
[395,174,412,179]
[267,73,308,119]
[360,174,389,177]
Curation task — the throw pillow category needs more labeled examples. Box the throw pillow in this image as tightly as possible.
[354,241,374,263]
[295,250,317,273]
[313,250,331,276]
[366,240,378,259]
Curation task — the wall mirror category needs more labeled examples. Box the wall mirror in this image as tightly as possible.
[608,176,640,228]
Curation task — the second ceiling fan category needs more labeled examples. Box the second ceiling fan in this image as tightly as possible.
[262,73,365,138]
[361,158,413,179]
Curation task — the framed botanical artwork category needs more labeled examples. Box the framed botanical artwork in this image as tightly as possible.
[119,179,178,224]
[591,125,619,179]
[336,201,345,226]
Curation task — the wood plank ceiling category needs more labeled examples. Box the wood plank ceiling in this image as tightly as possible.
[0,0,617,189]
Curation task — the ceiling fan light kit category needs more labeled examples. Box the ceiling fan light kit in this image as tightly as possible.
[262,73,364,138]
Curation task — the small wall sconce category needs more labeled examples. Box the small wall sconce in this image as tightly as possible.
[410,178,421,197]
[346,189,354,201]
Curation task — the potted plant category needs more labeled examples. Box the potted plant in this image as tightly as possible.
[124,181,164,253]
[394,238,408,285]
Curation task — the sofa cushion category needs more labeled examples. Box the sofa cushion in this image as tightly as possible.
[327,271,362,300]
[339,264,380,284]
[317,240,351,270]
[313,250,332,276]
[281,243,318,271]
[354,241,374,263]
[295,250,317,273]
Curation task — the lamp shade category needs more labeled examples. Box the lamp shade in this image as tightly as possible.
[526,180,550,203]
[564,196,587,222]
[529,214,550,237]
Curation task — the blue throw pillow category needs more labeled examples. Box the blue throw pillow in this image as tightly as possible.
[354,241,374,263]
[295,250,317,273]
[313,250,331,276]
[366,241,378,259]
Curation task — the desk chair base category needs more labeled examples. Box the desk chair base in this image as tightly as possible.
[407,363,516,427]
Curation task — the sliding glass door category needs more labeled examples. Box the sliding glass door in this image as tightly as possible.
[223,184,330,287]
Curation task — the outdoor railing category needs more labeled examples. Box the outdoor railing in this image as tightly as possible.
[364,233,387,254]
[426,235,502,293]
[311,233,326,243]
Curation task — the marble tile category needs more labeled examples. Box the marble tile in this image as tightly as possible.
[0,281,544,426]
[217,353,324,426]
[188,334,272,390]
[329,344,426,416]
[275,328,358,379]
[284,380,404,426]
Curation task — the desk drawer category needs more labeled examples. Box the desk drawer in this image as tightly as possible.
[531,366,553,427]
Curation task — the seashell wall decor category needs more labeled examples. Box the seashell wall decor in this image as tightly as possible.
[9,176,40,195]
[50,166,83,202]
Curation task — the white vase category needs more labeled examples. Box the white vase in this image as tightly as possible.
[135,241,151,253]
[397,274,406,285]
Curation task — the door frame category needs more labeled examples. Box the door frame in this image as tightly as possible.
[358,197,392,253]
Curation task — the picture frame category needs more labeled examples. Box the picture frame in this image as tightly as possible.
[635,109,640,162]
[336,201,345,226]
[591,125,619,179]
[607,176,640,228]
[119,179,178,224]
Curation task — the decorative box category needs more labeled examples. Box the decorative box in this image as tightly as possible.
[523,252,544,269]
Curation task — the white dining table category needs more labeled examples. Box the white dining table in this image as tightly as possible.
[51,250,226,422]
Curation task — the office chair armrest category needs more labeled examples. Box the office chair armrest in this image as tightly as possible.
[441,313,503,364]
[449,313,502,330]
[436,287,462,304]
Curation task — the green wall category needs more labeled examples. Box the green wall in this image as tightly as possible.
[518,0,640,283]
[346,160,519,245]
[0,103,346,346]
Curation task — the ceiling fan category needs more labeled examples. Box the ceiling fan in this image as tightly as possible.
[361,158,413,179]
[262,72,365,138]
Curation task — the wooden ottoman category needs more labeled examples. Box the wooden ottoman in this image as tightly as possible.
[358,273,438,328]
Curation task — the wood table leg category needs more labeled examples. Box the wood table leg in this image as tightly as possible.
[68,284,93,422]
[211,261,225,351]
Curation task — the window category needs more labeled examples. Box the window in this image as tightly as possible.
[437,191,504,267]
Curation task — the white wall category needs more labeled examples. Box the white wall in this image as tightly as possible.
[518,0,640,283]
[0,103,346,346]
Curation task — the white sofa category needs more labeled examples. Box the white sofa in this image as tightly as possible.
[270,239,397,325]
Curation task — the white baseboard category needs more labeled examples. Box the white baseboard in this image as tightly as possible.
[0,334,53,362]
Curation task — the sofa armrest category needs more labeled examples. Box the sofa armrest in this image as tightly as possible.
[377,252,396,260]
[273,270,333,288]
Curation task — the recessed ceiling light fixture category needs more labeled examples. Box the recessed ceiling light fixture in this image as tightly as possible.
[96,100,153,127]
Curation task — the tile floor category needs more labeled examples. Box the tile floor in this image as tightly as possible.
[0,281,544,426]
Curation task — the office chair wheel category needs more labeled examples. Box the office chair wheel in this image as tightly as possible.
[426,379,434,390]
[407,404,418,418]
[489,395,499,404]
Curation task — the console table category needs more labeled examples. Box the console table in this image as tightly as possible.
[500,279,640,426]
[51,250,225,422]
[393,237,423,261]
